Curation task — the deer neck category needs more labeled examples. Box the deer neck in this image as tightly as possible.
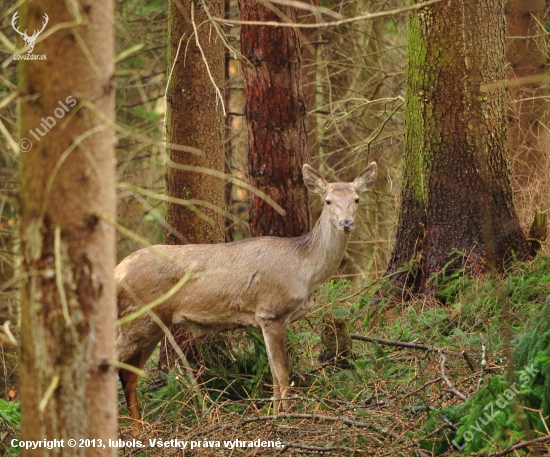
[299,208,350,289]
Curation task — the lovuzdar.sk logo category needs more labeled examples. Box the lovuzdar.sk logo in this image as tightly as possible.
[12,10,49,60]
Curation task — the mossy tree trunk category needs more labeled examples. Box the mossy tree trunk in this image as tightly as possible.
[239,0,310,237]
[386,0,534,294]
[18,1,117,454]
[160,0,226,371]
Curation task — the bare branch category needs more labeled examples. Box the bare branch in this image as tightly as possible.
[213,0,445,28]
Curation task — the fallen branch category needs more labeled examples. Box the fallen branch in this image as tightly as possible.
[439,351,468,401]
[350,334,432,351]
[281,442,358,453]
[488,434,550,456]
[462,350,476,372]
[201,413,404,442]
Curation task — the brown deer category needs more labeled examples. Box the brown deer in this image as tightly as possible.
[116,162,377,425]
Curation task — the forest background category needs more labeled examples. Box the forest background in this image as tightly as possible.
[1,0,550,455]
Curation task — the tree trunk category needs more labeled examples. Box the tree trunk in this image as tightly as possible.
[239,0,310,237]
[0,156,18,399]
[224,0,235,242]
[386,0,534,294]
[18,1,117,454]
[165,0,226,246]
[160,0,226,371]
[299,0,320,161]
[505,0,550,226]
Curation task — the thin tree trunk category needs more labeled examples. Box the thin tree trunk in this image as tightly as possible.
[299,0,320,161]
[18,1,117,454]
[0,164,17,399]
[239,0,310,237]
[160,0,226,371]
[505,0,550,226]
[386,0,534,294]
[224,0,235,242]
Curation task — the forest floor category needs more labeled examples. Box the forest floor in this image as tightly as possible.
[112,255,550,456]
[2,256,549,456]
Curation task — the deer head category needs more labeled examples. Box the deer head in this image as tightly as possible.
[12,11,49,54]
[303,162,378,233]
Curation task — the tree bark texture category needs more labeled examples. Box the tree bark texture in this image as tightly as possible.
[386,0,533,293]
[505,0,549,225]
[0,156,18,399]
[165,0,226,246]
[160,0,226,372]
[298,0,320,160]
[239,0,310,237]
[224,0,234,242]
[18,1,117,455]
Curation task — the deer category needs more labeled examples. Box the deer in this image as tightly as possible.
[116,162,377,427]
[12,11,49,54]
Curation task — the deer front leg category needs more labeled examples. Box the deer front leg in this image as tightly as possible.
[260,319,291,412]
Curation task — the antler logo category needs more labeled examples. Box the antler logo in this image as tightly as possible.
[12,11,49,54]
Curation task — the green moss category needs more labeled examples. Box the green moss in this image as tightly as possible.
[403,11,429,205]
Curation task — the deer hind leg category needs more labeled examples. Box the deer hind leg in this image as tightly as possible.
[260,320,291,412]
[119,343,158,434]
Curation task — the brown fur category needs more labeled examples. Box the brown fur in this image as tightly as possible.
[116,163,377,427]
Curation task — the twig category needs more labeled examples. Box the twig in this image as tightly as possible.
[190,3,225,115]
[487,434,550,456]
[461,350,476,372]
[213,0,444,29]
[399,377,442,401]
[350,334,432,351]
[438,351,468,401]
[38,374,59,412]
[201,413,405,442]
[54,225,72,326]
[476,339,487,391]
[282,442,358,453]
[439,414,457,431]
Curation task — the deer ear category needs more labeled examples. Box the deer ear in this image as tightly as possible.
[303,164,327,195]
[353,162,377,193]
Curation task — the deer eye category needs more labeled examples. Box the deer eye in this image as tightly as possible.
[354,198,359,203]
[325,199,331,205]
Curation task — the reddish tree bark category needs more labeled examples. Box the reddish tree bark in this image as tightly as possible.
[239,0,310,237]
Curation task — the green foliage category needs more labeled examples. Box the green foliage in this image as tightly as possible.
[431,352,548,455]
[512,307,550,418]
[420,257,550,455]
[0,399,20,427]
[0,399,21,456]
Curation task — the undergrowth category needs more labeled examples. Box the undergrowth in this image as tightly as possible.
[2,256,550,456]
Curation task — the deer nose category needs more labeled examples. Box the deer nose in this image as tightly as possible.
[340,220,354,232]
